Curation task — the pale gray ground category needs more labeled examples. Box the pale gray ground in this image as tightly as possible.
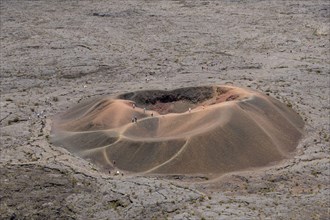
[0,0,329,219]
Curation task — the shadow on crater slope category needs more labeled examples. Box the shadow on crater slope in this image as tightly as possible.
[51,85,304,177]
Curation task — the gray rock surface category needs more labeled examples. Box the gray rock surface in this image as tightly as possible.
[1,0,329,219]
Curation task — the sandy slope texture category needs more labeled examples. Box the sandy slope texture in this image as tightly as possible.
[52,85,304,176]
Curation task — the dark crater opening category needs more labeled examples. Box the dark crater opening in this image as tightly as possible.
[117,86,214,114]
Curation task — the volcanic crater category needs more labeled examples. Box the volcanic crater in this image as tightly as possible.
[51,85,304,177]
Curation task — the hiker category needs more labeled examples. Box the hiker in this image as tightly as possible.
[132,103,136,109]
[189,108,191,113]
[143,107,146,113]
[134,116,138,123]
